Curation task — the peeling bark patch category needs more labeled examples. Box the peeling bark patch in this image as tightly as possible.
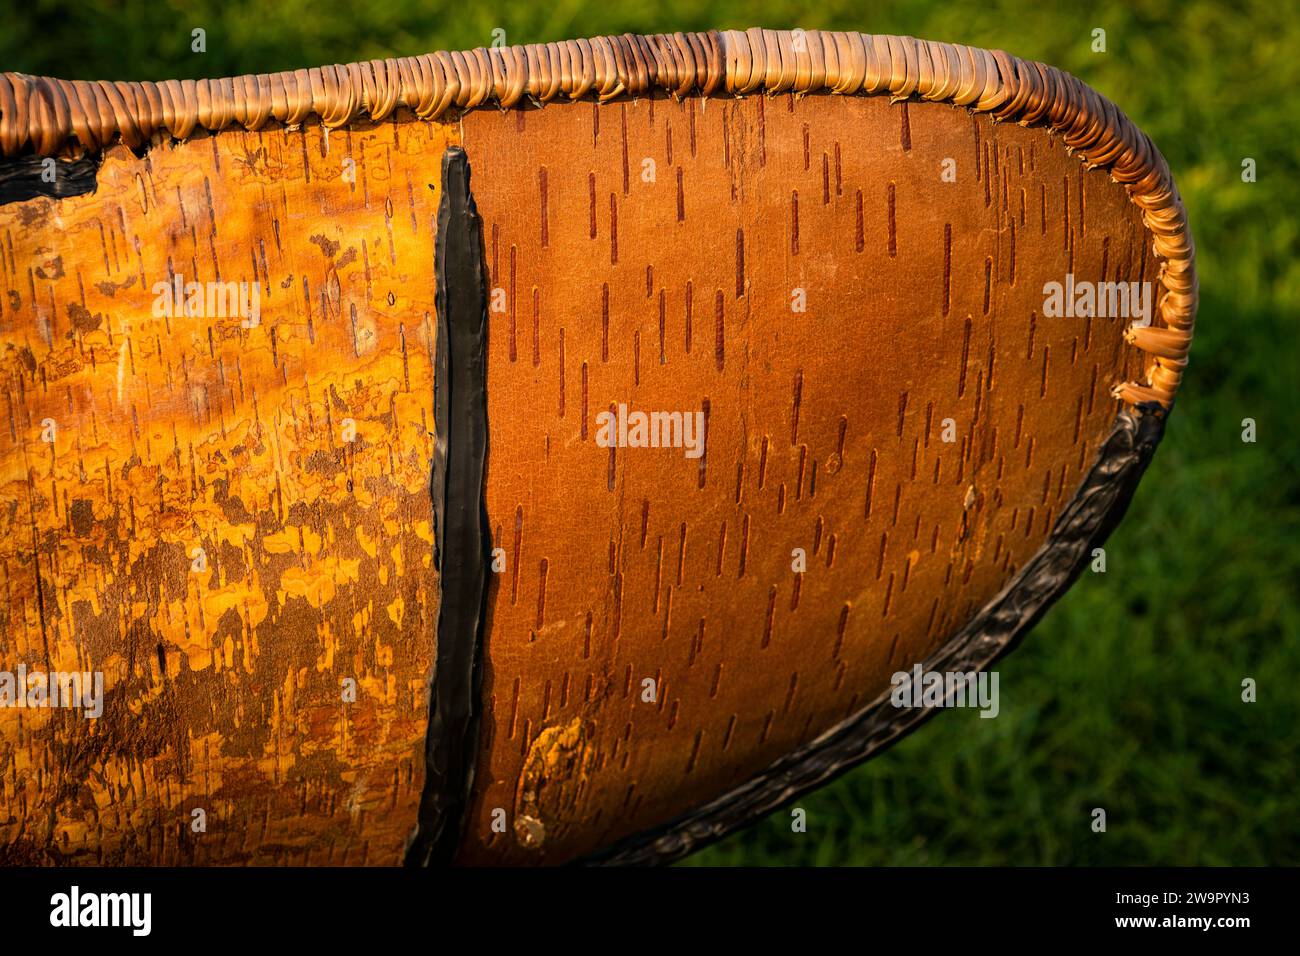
[406,147,491,867]
[514,716,597,850]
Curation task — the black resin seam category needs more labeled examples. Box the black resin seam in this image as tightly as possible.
[0,154,99,205]
[406,146,491,867]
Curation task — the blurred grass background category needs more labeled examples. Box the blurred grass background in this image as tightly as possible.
[3,0,1295,865]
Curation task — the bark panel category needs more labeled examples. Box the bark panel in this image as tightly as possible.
[0,115,457,864]
[454,94,1159,865]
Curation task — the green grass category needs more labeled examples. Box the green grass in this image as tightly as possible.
[4,0,1296,866]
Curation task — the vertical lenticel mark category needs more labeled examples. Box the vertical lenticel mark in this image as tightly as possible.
[735,228,745,298]
[539,167,549,247]
[887,183,897,257]
[942,223,952,316]
[714,291,725,371]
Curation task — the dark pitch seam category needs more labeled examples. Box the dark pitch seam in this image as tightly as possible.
[406,146,491,867]
[0,154,99,205]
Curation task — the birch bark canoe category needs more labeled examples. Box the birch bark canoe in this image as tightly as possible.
[0,29,1195,865]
